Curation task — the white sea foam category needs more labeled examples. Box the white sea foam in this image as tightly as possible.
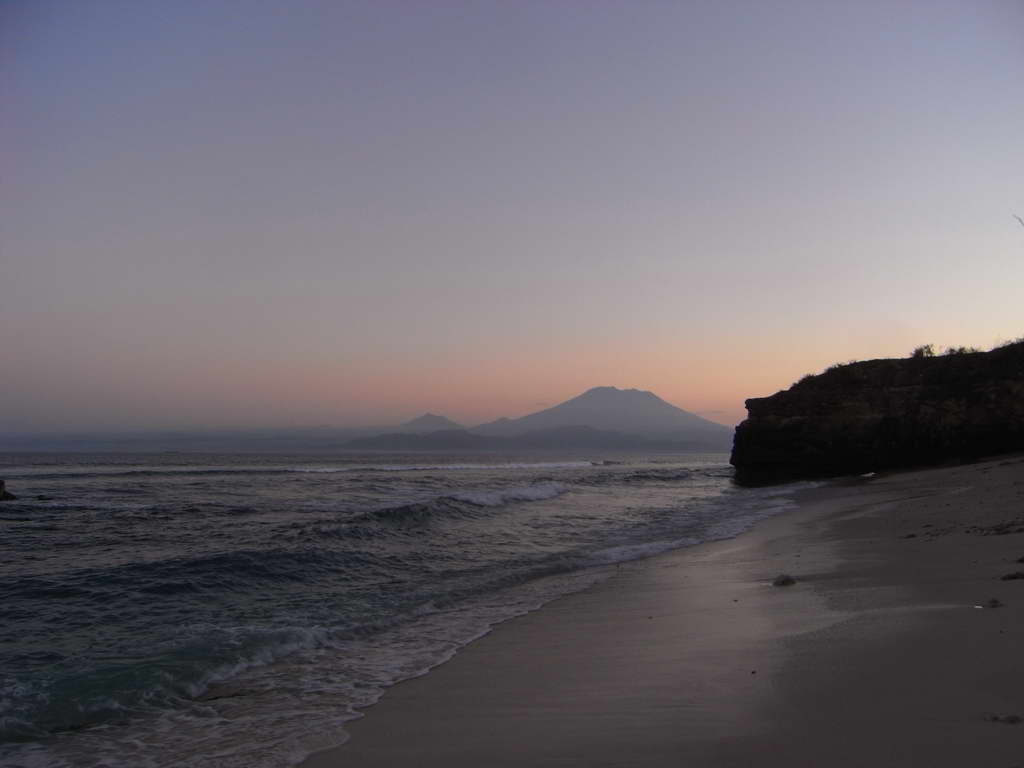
[10,461,596,483]
[450,482,570,507]
[583,537,700,566]
[294,461,594,473]
[758,479,825,497]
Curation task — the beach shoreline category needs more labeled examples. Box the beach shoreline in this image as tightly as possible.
[302,454,1024,767]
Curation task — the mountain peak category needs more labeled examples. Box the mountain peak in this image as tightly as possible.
[578,386,660,401]
[399,413,464,432]
[580,385,621,396]
[473,385,731,447]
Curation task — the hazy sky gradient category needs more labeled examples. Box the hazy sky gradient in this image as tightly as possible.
[4,0,1023,432]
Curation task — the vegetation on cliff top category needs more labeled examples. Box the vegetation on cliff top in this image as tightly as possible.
[793,338,1023,390]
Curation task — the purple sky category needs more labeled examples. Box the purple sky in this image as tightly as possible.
[4,0,1023,432]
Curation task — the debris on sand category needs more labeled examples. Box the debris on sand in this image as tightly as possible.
[1000,572,1024,581]
[965,519,1024,536]
[986,713,1022,724]
[772,574,797,587]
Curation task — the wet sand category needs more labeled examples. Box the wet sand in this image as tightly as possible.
[303,455,1024,767]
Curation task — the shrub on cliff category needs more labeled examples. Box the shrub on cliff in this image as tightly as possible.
[911,344,935,358]
[944,346,981,355]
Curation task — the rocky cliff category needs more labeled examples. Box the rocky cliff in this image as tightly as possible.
[730,341,1024,486]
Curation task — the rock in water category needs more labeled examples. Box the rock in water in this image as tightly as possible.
[0,480,17,501]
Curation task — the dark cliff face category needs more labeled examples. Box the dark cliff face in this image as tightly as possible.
[730,341,1024,486]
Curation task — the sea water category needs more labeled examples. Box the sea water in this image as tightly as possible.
[0,451,807,767]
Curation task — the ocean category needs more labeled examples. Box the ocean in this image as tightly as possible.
[0,451,807,767]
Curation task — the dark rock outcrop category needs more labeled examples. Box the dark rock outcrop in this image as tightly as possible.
[731,341,1024,486]
[0,480,17,501]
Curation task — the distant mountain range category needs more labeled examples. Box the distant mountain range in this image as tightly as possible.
[347,387,731,452]
[474,386,727,439]
[0,387,731,453]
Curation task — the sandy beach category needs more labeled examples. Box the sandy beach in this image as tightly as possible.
[303,455,1024,767]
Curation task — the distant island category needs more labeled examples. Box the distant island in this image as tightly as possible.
[731,340,1024,485]
[348,387,732,452]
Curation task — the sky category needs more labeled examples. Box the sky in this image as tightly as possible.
[3,0,1023,433]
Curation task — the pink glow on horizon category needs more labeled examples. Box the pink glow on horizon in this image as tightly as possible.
[3,1,1023,434]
